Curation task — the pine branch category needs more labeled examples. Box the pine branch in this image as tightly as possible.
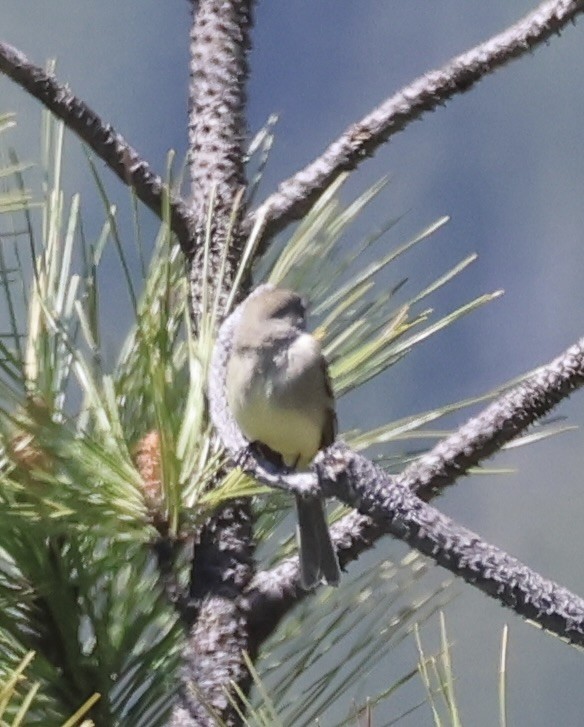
[0,40,196,253]
[171,2,256,725]
[208,291,584,649]
[186,0,253,325]
[249,443,584,649]
[173,504,255,726]
[244,0,584,247]
[398,338,584,501]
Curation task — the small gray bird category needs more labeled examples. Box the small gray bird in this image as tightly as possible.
[226,287,341,589]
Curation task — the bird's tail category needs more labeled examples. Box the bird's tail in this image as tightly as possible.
[295,495,341,590]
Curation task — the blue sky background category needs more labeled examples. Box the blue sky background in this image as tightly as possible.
[2,2,584,724]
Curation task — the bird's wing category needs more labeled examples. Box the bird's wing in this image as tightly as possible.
[319,354,337,448]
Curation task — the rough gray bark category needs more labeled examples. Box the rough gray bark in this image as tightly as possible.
[170,2,257,725]
[186,0,253,327]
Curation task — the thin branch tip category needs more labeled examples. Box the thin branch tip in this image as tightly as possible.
[246,0,584,246]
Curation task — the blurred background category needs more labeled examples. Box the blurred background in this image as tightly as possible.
[2,2,584,725]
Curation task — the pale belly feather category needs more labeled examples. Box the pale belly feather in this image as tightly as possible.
[234,386,322,467]
[228,333,326,468]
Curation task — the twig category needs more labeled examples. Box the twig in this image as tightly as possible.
[248,444,584,649]
[398,338,584,500]
[245,0,584,246]
[0,40,196,253]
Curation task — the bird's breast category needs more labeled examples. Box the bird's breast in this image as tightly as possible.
[228,334,325,467]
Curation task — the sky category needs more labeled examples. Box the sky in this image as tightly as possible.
[2,2,584,725]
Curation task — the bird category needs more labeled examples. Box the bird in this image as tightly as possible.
[226,286,341,589]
